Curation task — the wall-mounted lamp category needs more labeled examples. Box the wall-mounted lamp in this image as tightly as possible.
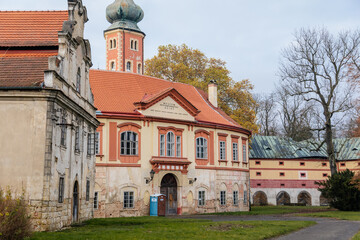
[189,178,197,185]
[146,169,156,184]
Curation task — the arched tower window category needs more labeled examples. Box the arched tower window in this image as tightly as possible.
[126,62,132,72]
[110,39,113,49]
[113,39,117,48]
[134,40,138,50]
[137,64,141,74]
[131,40,134,50]
[110,61,115,71]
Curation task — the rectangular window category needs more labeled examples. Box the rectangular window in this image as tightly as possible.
[322,162,327,167]
[220,141,226,160]
[233,191,239,205]
[220,191,226,206]
[340,163,346,167]
[255,161,261,165]
[232,143,238,161]
[300,162,305,166]
[257,183,261,187]
[160,134,165,156]
[281,183,285,187]
[198,191,205,206]
[323,173,328,177]
[58,177,64,203]
[95,132,100,155]
[280,172,285,177]
[242,144,247,163]
[60,115,67,147]
[279,161,284,166]
[256,172,261,176]
[302,183,306,187]
[176,136,181,157]
[87,133,94,156]
[86,180,90,201]
[196,137,208,159]
[75,126,80,152]
[94,192,99,209]
[300,172,306,177]
[124,191,134,209]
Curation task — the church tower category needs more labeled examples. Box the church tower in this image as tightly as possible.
[105,0,145,74]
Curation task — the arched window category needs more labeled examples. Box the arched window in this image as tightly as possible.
[110,61,115,71]
[113,39,117,48]
[131,40,134,50]
[126,61,131,72]
[196,137,208,159]
[166,132,175,157]
[110,39,113,49]
[134,40,138,50]
[120,131,138,155]
[137,64,141,74]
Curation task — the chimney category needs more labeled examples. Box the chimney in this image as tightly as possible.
[208,80,218,108]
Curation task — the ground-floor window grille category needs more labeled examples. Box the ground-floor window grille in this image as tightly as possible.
[124,191,134,208]
[58,177,65,203]
[233,191,239,205]
[198,191,205,206]
[94,192,99,209]
[220,191,226,206]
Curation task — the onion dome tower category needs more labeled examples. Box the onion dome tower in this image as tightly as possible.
[104,0,145,74]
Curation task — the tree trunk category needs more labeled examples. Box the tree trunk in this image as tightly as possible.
[325,115,337,175]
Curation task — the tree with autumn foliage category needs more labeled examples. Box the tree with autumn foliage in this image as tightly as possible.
[145,44,258,133]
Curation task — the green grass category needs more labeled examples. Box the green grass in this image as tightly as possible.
[29,217,315,240]
[300,210,360,221]
[352,231,360,240]
[204,205,330,216]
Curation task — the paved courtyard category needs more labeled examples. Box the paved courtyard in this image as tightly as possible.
[172,214,360,240]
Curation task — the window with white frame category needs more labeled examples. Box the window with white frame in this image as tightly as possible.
[220,191,226,206]
[87,132,94,156]
[233,191,239,205]
[124,191,134,208]
[121,131,138,155]
[196,137,208,159]
[242,144,247,163]
[113,39,117,48]
[166,132,175,157]
[160,134,165,156]
[137,64,141,74]
[110,39,113,49]
[176,136,181,157]
[86,180,90,201]
[134,40,138,50]
[233,143,238,161]
[75,126,80,153]
[58,177,65,203]
[198,190,205,206]
[76,68,81,93]
[126,61,131,72]
[220,141,226,160]
[94,192,99,209]
[95,132,100,155]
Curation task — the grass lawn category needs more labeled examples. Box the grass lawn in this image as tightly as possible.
[353,232,360,240]
[29,217,315,240]
[204,205,330,216]
[299,210,360,221]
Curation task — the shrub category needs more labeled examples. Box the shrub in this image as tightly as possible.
[316,169,360,211]
[0,188,32,240]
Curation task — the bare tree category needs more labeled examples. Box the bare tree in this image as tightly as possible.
[279,28,360,175]
[255,93,278,136]
[276,85,314,141]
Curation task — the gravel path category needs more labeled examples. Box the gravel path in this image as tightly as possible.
[170,214,360,240]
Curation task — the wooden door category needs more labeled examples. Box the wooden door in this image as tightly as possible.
[160,174,177,215]
[73,181,79,222]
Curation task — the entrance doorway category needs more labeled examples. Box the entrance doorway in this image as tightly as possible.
[160,174,177,215]
[73,181,79,222]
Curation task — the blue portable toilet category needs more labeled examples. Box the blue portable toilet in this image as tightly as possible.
[150,194,165,216]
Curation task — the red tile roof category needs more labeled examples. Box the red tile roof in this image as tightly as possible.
[0,11,68,47]
[90,70,245,129]
[0,52,57,87]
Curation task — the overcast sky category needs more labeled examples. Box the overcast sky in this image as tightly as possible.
[1,0,360,93]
